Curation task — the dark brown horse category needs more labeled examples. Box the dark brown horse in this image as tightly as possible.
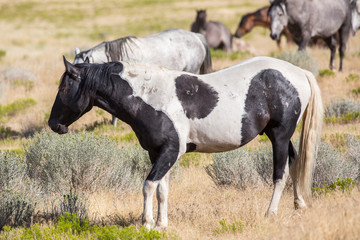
[234,6,293,46]
[191,10,233,52]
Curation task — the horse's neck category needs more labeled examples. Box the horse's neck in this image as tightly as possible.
[196,18,207,30]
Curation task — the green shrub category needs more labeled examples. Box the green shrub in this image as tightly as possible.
[0,98,37,122]
[206,148,260,189]
[24,130,152,194]
[275,50,319,76]
[313,178,356,195]
[0,49,6,60]
[345,73,360,82]
[213,218,243,235]
[324,98,360,123]
[0,126,20,140]
[0,213,170,240]
[319,69,335,77]
[352,87,360,95]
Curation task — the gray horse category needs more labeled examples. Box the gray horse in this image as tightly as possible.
[191,10,233,53]
[269,0,352,71]
[73,28,212,126]
[351,0,360,34]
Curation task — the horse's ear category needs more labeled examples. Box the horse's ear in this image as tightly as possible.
[75,48,80,55]
[84,57,90,63]
[63,56,78,74]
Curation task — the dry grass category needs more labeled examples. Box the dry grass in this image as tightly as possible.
[1,0,360,239]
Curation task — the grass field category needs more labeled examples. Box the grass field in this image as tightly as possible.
[1,0,360,239]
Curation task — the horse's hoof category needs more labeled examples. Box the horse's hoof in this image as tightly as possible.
[143,219,156,230]
[154,225,167,232]
[294,200,307,210]
[264,209,277,217]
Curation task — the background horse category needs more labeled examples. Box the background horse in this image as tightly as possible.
[191,10,233,52]
[351,0,360,34]
[49,56,323,229]
[269,0,352,71]
[234,6,293,46]
[73,28,213,126]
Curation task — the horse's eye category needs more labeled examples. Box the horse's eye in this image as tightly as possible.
[278,11,283,16]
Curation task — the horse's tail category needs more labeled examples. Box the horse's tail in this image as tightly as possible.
[196,34,213,74]
[295,69,323,203]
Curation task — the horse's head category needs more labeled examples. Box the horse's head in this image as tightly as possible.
[73,48,90,64]
[268,0,288,41]
[234,14,251,38]
[351,0,360,34]
[196,9,207,24]
[48,56,92,134]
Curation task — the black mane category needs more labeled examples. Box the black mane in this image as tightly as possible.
[60,62,123,99]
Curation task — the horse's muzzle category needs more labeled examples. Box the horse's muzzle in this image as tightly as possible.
[48,119,69,134]
[270,33,280,41]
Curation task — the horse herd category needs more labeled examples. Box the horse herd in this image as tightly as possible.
[49,0,360,230]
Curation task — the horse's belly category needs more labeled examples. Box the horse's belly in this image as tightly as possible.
[187,111,243,153]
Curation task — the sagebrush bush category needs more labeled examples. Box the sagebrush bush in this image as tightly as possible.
[206,138,359,189]
[0,191,36,230]
[24,130,152,194]
[206,148,260,189]
[252,145,273,186]
[275,50,319,76]
[346,135,360,180]
[324,98,360,123]
[312,141,358,187]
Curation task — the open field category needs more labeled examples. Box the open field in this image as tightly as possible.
[1,0,360,239]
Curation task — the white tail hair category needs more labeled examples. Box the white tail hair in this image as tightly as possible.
[295,70,323,203]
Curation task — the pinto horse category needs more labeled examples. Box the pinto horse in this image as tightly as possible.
[234,6,293,46]
[73,28,213,126]
[49,56,323,229]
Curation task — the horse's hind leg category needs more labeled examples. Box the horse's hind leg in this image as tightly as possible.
[324,36,337,70]
[288,141,307,209]
[338,26,351,71]
[264,126,293,216]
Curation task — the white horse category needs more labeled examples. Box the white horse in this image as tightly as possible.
[49,56,323,229]
[73,28,213,126]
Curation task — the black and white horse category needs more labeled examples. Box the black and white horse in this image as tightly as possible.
[73,28,213,126]
[268,0,352,71]
[48,56,323,229]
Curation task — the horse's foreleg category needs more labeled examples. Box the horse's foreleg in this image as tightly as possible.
[111,115,117,127]
[142,145,179,229]
[156,172,170,228]
[142,179,159,229]
[298,33,310,51]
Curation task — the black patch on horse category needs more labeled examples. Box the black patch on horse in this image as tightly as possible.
[241,69,301,146]
[175,74,218,119]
